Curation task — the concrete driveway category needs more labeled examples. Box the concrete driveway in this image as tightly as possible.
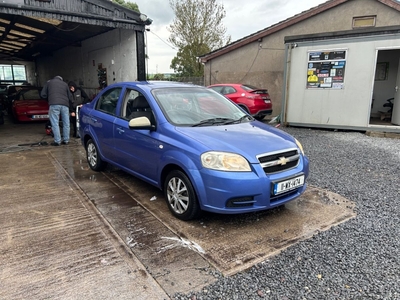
[0,146,169,299]
[0,117,356,299]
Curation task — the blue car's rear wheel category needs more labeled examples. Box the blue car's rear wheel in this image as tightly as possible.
[164,170,201,221]
[86,139,107,171]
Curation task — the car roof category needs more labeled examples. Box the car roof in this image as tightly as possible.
[108,81,202,90]
[208,83,241,87]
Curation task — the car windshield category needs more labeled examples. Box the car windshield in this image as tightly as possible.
[17,89,42,100]
[152,87,251,126]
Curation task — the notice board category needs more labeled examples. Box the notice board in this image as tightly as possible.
[306,50,346,89]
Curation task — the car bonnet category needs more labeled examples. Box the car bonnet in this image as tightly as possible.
[175,122,298,164]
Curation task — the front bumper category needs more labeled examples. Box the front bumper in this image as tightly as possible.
[193,155,309,214]
[253,109,273,117]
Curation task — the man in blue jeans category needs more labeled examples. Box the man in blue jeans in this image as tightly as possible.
[41,76,73,146]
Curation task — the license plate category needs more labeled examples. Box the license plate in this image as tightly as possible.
[273,175,304,195]
[32,115,49,119]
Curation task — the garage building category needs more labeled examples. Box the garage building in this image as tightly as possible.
[0,0,152,96]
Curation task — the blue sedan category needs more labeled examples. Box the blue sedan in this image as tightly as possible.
[79,81,309,220]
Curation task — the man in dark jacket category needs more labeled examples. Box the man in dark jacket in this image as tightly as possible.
[68,81,90,138]
[40,76,73,146]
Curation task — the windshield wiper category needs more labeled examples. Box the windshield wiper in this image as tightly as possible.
[223,115,251,124]
[192,118,235,127]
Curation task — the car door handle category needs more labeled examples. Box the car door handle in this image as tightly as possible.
[117,127,125,134]
[90,117,97,122]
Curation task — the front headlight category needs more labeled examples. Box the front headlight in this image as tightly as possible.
[295,138,305,155]
[201,151,251,171]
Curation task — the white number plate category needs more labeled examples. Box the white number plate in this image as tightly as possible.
[32,115,49,119]
[273,175,304,195]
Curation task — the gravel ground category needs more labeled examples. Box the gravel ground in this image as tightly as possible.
[173,127,400,300]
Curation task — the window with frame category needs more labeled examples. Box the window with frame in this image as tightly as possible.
[353,16,376,28]
[0,64,27,85]
[224,86,236,94]
[122,89,141,119]
[122,89,152,121]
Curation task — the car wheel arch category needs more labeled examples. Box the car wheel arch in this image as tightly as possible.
[160,161,204,206]
[238,104,250,113]
[160,163,184,189]
[160,161,197,191]
[82,127,103,156]
[83,134,94,153]
[85,136,107,171]
[163,168,202,220]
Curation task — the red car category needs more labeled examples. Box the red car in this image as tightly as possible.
[208,83,272,120]
[11,86,49,122]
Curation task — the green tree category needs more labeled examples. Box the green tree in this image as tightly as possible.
[111,0,139,12]
[153,73,165,80]
[168,0,231,77]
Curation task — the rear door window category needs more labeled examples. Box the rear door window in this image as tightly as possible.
[96,87,122,115]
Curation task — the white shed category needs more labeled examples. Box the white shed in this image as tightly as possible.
[282,26,400,133]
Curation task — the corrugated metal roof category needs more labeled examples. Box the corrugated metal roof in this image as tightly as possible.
[0,0,151,61]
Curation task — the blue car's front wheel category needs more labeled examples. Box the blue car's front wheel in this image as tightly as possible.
[164,170,201,221]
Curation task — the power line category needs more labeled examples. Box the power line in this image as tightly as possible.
[146,30,176,50]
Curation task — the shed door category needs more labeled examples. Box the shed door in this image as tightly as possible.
[391,57,400,125]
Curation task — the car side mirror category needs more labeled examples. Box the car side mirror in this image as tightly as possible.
[128,116,155,131]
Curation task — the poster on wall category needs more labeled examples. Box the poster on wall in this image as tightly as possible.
[306,50,346,89]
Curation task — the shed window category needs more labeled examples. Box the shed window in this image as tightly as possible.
[353,16,376,28]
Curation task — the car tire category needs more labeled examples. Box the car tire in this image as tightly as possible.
[86,138,107,171]
[164,170,201,221]
[254,116,265,121]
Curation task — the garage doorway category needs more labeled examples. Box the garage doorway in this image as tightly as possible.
[370,49,400,126]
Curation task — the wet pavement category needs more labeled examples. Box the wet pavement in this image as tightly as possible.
[0,118,356,298]
[0,147,169,299]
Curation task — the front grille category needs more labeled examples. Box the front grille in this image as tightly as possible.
[257,148,300,174]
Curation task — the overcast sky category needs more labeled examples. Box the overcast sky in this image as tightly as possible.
[133,0,328,74]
